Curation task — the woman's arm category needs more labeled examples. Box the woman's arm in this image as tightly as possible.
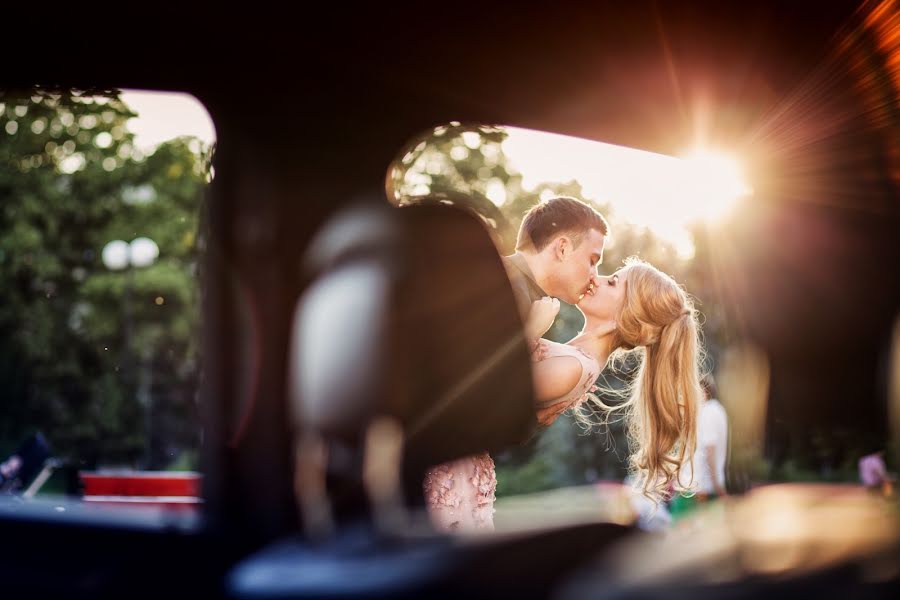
[531,356,583,404]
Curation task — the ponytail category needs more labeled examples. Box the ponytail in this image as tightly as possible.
[628,311,701,502]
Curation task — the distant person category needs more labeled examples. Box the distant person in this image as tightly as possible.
[859,450,895,497]
[0,432,52,493]
[626,474,673,532]
[0,455,22,490]
[670,374,728,519]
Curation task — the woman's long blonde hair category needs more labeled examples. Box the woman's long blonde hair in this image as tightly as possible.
[589,257,702,503]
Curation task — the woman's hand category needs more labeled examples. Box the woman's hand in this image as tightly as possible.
[530,339,549,362]
[536,400,568,427]
[525,296,560,341]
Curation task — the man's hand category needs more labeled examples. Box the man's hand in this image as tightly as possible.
[526,297,560,341]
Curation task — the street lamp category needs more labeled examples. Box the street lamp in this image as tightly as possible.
[101,237,159,469]
[102,237,159,270]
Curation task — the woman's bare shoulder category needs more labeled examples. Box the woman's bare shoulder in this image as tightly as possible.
[532,354,584,403]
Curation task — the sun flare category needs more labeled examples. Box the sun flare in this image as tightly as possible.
[501,128,753,257]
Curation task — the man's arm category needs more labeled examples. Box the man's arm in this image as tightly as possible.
[509,276,536,320]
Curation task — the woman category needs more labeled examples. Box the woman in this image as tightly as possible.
[423,257,702,531]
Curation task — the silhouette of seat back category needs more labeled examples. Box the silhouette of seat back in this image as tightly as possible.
[289,200,536,514]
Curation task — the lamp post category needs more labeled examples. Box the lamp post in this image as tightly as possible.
[101,237,159,469]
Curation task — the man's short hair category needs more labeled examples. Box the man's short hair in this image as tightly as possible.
[515,196,609,252]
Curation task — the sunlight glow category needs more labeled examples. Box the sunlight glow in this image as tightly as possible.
[502,128,753,248]
[681,149,753,222]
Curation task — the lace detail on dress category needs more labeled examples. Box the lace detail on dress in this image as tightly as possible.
[423,463,461,510]
[423,452,496,532]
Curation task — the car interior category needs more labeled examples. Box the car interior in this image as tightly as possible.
[1,2,898,598]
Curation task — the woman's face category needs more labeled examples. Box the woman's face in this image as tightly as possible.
[578,268,628,321]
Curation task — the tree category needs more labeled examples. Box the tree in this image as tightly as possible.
[0,88,209,469]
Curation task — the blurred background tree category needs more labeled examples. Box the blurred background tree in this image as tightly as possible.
[0,89,209,470]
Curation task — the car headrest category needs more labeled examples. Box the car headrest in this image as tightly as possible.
[289,199,536,506]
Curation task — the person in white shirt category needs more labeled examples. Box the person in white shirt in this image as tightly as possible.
[669,374,728,518]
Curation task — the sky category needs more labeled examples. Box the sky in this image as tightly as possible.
[502,126,752,255]
[120,90,216,151]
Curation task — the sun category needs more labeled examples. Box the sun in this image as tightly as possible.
[679,148,753,224]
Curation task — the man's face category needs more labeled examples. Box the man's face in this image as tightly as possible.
[553,228,605,304]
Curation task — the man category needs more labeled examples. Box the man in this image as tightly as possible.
[670,374,729,519]
[503,196,609,347]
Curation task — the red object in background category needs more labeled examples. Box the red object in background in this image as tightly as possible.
[79,471,202,513]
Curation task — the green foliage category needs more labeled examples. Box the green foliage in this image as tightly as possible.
[0,89,208,469]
